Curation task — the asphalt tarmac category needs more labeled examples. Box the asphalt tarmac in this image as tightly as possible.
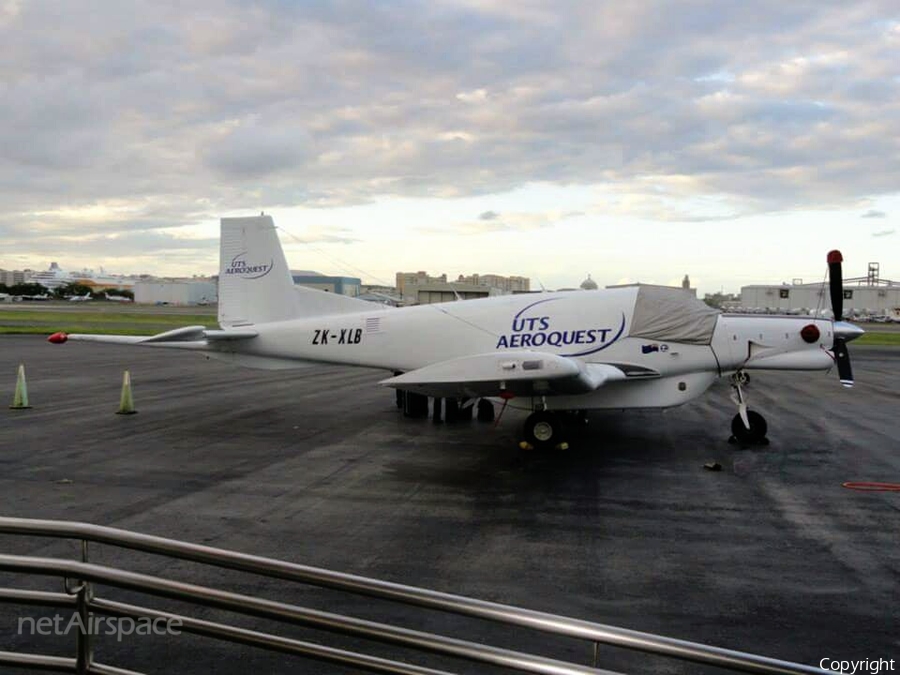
[1,336,898,674]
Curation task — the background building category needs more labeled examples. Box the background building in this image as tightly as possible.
[413,282,504,305]
[68,275,135,292]
[739,262,899,316]
[396,271,447,299]
[134,280,217,305]
[741,282,900,315]
[291,271,360,296]
[397,270,530,300]
[456,273,530,293]
[0,269,26,286]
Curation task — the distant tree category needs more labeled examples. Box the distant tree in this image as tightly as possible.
[9,283,49,296]
[105,288,134,300]
[0,283,8,293]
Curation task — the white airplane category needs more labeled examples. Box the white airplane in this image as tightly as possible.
[48,216,864,448]
[104,292,133,303]
[68,292,93,303]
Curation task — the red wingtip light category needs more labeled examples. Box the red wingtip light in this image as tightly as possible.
[800,324,820,344]
[827,250,843,264]
[48,332,68,344]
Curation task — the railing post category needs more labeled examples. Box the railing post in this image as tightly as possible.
[75,579,93,674]
[74,539,93,675]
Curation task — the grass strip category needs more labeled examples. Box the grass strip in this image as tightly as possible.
[855,331,900,346]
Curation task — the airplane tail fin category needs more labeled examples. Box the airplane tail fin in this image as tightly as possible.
[218,215,373,327]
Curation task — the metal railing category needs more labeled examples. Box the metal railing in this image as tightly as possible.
[0,517,832,675]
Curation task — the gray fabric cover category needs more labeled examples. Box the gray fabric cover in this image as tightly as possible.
[628,286,720,345]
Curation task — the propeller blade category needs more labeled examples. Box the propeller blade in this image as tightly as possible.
[827,250,843,320]
[827,251,856,387]
[834,337,853,387]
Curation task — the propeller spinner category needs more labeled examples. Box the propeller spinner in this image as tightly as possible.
[827,250,856,387]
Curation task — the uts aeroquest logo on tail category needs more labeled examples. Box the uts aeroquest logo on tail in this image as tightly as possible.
[225,252,274,279]
[496,298,626,357]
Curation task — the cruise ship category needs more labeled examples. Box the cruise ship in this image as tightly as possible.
[27,262,134,290]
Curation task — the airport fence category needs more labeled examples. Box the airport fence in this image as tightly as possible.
[0,516,833,675]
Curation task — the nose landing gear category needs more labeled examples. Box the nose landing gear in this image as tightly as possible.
[728,371,769,446]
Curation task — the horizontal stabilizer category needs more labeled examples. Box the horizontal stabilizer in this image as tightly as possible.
[139,325,210,343]
[49,327,258,348]
[196,329,259,341]
[380,351,628,399]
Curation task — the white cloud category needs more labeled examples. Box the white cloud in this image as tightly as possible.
[0,0,898,283]
[456,88,488,103]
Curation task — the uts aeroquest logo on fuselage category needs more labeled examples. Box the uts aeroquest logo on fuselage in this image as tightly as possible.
[496,298,627,357]
[225,252,273,279]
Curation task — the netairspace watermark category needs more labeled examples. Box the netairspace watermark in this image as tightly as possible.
[820,658,896,674]
[18,615,182,642]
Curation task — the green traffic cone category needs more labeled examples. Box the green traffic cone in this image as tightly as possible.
[10,364,31,409]
[116,370,137,415]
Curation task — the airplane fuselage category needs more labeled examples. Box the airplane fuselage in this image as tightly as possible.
[205,288,837,411]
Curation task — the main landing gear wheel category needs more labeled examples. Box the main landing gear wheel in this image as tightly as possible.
[523,411,563,450]
[730,410,768,446]
[476,398,495,422]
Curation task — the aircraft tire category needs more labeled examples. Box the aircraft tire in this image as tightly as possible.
[445,398,460,423]
[458,399,474,421]
[730,410,767,444]
[524,411,562,450]
[404,392,429,418]
[476,398,495,422]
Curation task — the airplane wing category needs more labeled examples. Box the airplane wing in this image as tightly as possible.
[380,351,658,399]
[48,326,258,348]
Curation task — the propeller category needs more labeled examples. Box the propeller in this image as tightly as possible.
[827,250,854,387]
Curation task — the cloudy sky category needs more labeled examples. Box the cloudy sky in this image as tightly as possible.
[1,1,897,293]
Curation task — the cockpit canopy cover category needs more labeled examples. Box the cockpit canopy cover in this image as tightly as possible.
[628,285,720,345]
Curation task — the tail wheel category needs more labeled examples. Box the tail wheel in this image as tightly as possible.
[524,411,562,449]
